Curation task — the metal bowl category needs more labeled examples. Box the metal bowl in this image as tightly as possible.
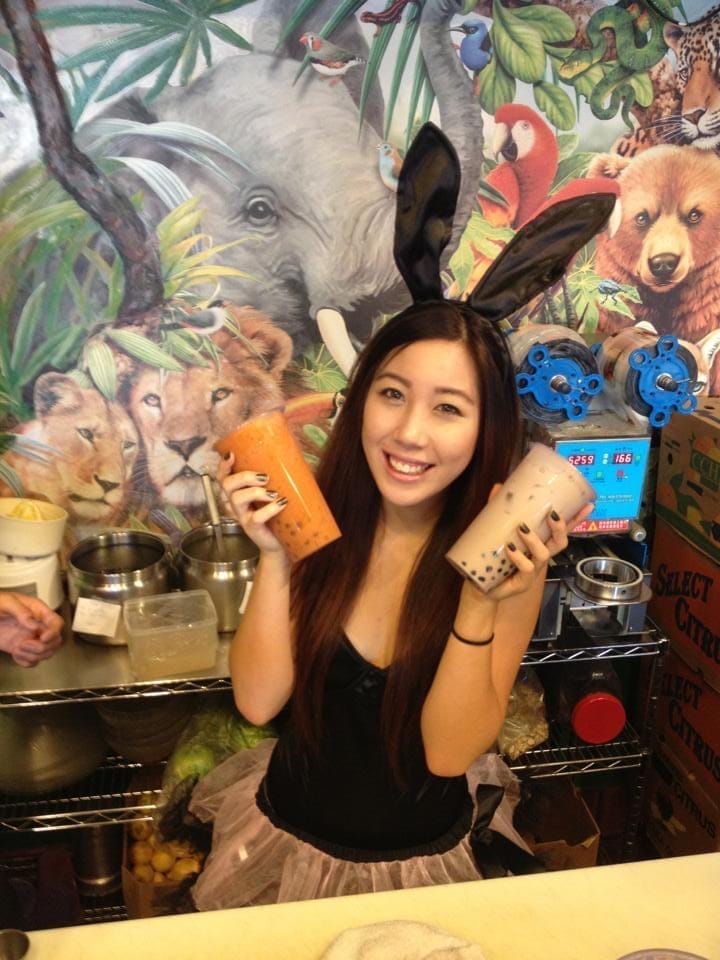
[0,704,107,796]
[178,521,258,633]
[67,531,171,645]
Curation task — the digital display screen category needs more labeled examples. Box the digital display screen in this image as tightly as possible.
[567,453,595,466]
[612,452,634,464]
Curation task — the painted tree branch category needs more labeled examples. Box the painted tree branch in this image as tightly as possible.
[0,0,164,321]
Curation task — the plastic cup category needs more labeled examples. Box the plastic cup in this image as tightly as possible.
[214,410,341,563]
[446,443,596,593]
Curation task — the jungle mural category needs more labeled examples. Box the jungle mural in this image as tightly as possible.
[0,0,719,544]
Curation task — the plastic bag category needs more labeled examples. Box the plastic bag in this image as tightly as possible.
[498,668,549,760]
[155,692,275,843]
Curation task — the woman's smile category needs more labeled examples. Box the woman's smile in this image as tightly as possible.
[361,339,480,513]
[384,451,433,479]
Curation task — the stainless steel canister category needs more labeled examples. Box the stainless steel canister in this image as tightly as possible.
[178,520,258,633]
[67,530,171,645]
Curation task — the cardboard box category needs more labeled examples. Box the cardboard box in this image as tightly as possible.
[649,518,720,695]
[654,647,720,801]
[644,742,720,857]
[518,780,600,871]
[655,398,720,564]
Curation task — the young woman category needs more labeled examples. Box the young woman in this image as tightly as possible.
[189,299,592,910]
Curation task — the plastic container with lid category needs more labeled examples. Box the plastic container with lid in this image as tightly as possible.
[551,660,627,745]
[123,589,218,681]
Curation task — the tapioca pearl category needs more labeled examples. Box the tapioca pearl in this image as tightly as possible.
[461,560,467,566]
[470,569,477,577]
[478,576,485,582]
[485,565,493,573]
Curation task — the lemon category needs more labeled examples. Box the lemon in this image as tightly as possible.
[9,500,45,521]
[150,848,175,874]
[133,863,154,883]
[130,821,153,841]
[130,840,153,865]
[168,857,201,882]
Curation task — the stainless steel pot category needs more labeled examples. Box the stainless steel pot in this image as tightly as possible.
[178,520,258,633]
[67,530,171,645]
[0,704,107,795]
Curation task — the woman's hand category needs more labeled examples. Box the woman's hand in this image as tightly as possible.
[487,496,594,602]
[217,452,288,556]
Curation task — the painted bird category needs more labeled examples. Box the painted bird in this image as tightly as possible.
[451,18,492,72]
[377,142,403,192]
[479,104,559,229]
[299,33,366,80]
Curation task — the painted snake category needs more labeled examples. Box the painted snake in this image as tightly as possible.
[559,2,668,126]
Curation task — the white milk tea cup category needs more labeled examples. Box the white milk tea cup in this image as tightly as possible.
[446,443,596,593]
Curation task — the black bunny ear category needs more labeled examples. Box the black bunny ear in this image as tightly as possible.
[394,122,461,302]
[467,193,617,324]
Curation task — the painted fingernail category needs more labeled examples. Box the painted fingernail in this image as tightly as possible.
[277,496,288,507]
[550,510,560,521]
[266,490,278,499]
[519,522,530,534]
[507,541,517,552]
[256,472,269,483]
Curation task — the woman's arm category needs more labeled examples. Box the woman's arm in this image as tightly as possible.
[420,573,545,776]
[219,456,296,725]
[420,503,589,776]
[229,551,295,725]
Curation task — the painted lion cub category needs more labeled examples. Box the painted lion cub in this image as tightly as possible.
[1,372,139,522]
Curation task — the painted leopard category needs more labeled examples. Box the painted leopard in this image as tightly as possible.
[612,4,720,156]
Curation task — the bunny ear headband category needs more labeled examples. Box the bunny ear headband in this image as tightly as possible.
[394,122,617,323]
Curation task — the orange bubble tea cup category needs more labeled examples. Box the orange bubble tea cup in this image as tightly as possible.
[214,410,341,563]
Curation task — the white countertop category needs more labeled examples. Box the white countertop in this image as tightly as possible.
[26,852,720,959]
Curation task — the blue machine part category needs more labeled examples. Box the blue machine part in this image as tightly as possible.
[627,335,698,428]
[515,343,603,422]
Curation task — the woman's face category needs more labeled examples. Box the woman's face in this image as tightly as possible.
[361,339,480,515]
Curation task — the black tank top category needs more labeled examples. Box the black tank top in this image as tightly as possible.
[257,635,472,862]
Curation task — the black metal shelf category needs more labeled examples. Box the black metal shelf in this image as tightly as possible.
[507,721,646,778]
[0,757,163,832]
[0,677,232,709]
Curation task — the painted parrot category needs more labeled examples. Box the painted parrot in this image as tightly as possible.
[479,104,559,229]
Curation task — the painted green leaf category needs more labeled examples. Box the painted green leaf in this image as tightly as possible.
[385,15,420,139]
[37,7,180,28]
[144,39,185,101]
[22,326,86,384]
[569,63,605,102]
[492,0,546,84]
[557,133,580,161]
[97,37,185,101]
[603,296,636,321]
[478,56,516,114]
[359,23,394,131]
[85,338,117,399]
[533,81,575,130]
[11,283,46,372]
[206,18,252,51]
[512,4,576,42]
[106,328,184,371]
[303,424,328,448]
[477,180,510,206]
[552,152,595,191]
[629,72,654,108]
[179,23,201,86]
[60,26,166,70]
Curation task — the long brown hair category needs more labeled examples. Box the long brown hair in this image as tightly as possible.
[290,300,521,779]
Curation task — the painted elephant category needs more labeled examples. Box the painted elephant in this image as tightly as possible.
[91,0,483,354]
